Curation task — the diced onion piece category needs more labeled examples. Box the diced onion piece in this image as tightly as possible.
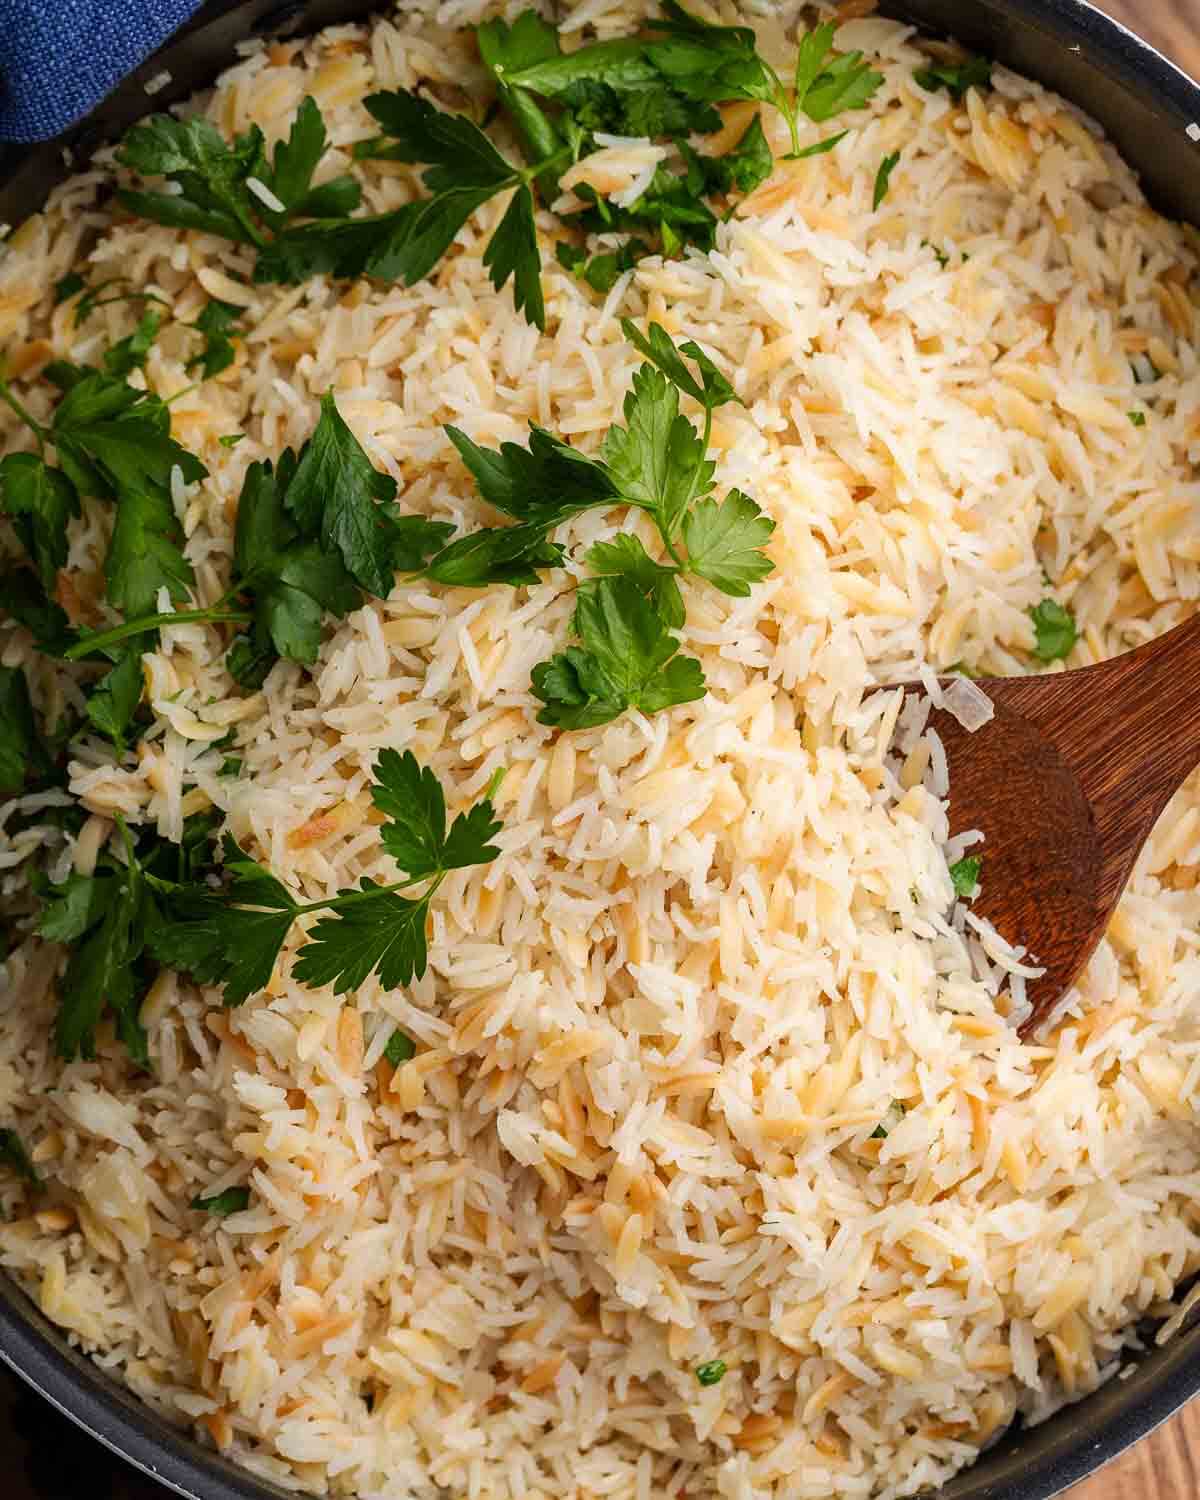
[943,676,995,732]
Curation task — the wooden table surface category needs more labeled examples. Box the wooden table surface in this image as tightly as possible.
[1060,6,1199,1498]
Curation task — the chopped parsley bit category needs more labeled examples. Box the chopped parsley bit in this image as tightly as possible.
[0,1128,39,1183]
[188,299,243,380]
[870,1100,907,1139]
[556,236,643,294]
[218,756,243,778]
[53,271,85,305]
[384,1028,416,1066]
[219,432,246,448]
[791,128,849,160]
[1029,597,1078,662]
[191,1185,251,1216]
[1128,409,1146,427]
[102,308,162,378]
[696,1359,727,1386]
[914,54,993,101]
[0,665,51,793]
[922,239,950,268]
[949,855,982,899]
[873,151,900,210]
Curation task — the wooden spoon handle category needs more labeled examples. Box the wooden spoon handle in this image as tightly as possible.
[1074,612,1200,816]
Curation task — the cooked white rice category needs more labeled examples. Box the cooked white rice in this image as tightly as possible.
[1,3,1200,1498]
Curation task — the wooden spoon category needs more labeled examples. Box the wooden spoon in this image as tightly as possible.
[919,612,1200,1036]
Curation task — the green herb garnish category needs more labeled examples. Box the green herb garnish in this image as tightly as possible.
[0,1129,39,1184]
[870,1100,907,1139]
[873,150,900,209]
[923,239,950,268]
[914,54,992,100]
[430,321,772,729]
[0,362,205,616]
[102,308,162,378]
[556,237,644,294]
[53,272,85,305]
[189,299,243,380]
[1029,598,1077,662]
[0,361,226,750]
[0,666,52,791]
[384,1028,416,1065]
[115,13,883,328]
[148,752,505,1003]
[117,96,361,265]
[532,575,706,728]
[696,1359,727,1386]
[37,815,213,1063]
[191,1185,251,1216]
[949,855,982,899]
[791,128,849,159]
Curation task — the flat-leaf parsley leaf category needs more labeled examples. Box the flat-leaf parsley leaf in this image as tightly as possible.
[1029,598,1077,662]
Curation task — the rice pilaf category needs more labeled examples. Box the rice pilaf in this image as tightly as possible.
[1,4,1200,1498]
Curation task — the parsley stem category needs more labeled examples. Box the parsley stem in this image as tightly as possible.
[222,193,269,251]
[665,405,714,568]
[294,870,446,916]
[519,143,574,190]
[61,607,253,659]
[0,377,47,452]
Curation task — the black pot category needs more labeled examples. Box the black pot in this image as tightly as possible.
[2,2,1199,1496]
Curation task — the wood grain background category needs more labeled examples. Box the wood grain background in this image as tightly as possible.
[1061,7,1200,1497]
[1104,1,1200,78]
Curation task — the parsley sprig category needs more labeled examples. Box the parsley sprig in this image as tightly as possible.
[529,321,774,727]
[503,8,881,164]
[347,89,576,332]
[36,810,220,1061]
[42,390,451,692]
[55,273,245,382]
[0,361,211,751]
[114,10,885,329]
[148,751,504,1002]
[118,97,362,265]
[390,320,774,728]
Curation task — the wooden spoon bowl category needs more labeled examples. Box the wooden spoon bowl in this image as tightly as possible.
[921,613,1200,1035]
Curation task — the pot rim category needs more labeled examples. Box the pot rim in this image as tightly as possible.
[3,3,1200,1499]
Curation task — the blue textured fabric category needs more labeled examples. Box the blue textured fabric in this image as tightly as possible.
[0,0,204,143]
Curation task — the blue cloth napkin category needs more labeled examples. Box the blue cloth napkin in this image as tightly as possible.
[0,0,204,143]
